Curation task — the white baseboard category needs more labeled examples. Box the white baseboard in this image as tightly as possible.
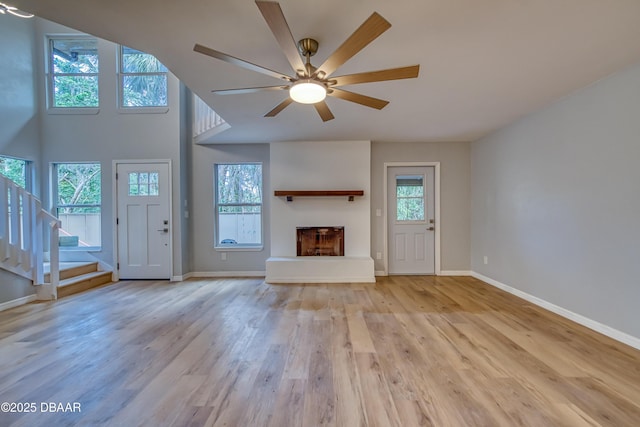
[189,271,266,278]
[471,271,640,351]
[265,276,376,284]
[0,294,37,312]
[374,270,386,276]
[440,270,472,276]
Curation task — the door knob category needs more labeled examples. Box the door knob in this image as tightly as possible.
[427,227,434,231]
[157,228,169,233]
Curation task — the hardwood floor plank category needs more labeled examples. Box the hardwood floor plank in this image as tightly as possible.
[0,276,639,426]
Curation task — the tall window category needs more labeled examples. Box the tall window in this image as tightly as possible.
[119,46,168,108]
[53,163,101,248]
[0,155,31,190]
[215,163,262,247]
[48,37,99,108]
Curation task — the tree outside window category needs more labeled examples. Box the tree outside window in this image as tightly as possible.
[54,163,102,248]
[215,163,262,247]
[49,37,99,108]
[119,46,168,108]
[0,156,29,189]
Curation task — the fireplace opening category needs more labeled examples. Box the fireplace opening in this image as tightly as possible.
[297,226,344,256]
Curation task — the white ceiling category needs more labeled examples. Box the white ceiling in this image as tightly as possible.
[12,0,640,143]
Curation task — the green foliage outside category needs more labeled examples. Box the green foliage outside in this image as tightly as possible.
[397,185,425,221]
[52,39,99,108]
[51,41,168,108]
[0,156,27,188]
[56,163,101,214]
[217,164,262,205]
[121,47,168,107]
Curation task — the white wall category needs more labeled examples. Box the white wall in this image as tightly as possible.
[34,19,186,276]
[371,141,471,272]
[270,141,371,257]
[471,60,640,339]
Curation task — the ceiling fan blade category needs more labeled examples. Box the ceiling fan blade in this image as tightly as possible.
[331,65,420,87]
[316,12,391,77]
[256,1,307,75]
[213,85,289,95]
[265,97,294,117]
[194,43,293,81]
[328,88,389,110]
[314,101,335,122]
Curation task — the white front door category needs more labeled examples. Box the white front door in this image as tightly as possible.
[116,162,171,279]
[388,166,435,274]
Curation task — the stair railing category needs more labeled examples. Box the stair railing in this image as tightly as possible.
[192,94,230,143]
[0,174,61,300]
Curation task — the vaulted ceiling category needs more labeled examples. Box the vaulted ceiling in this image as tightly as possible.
[11,0,640,143]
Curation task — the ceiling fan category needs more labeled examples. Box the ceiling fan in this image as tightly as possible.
[194,0,419,122]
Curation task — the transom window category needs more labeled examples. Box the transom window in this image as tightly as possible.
[48,37,99,108]
[119,46,168,108]
[396,175,425,222]
[215,163,263,247]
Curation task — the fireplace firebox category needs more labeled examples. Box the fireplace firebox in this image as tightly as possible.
[297,227,344,256]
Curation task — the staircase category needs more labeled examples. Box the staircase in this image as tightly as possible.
[1,173,61,299]
[46,262,112,298]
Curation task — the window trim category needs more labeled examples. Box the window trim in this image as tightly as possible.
[46,35,100,114]
[117,45,169,113]
[214,162,264,250]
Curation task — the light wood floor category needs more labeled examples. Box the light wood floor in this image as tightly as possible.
[0,276,639,426]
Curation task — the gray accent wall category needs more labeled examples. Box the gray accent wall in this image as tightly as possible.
[471,60,640,339]
[371,141,471,273]
[0,269,33,305]
[190,143,270,273]
[0,16,41,196]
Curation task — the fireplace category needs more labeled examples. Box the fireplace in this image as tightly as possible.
[297,227,344,256]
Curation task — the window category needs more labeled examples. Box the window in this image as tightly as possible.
[396,175,425,222]
[53,163,101,248]
[215,163,262,248]
[119,46,168,108]
[128,171,159,196]
[48,37,99,108]
[0,155,31,190]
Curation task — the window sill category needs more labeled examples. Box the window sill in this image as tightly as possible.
[214,245,263,252]
[118,106,169,114]
[48,107,100,115]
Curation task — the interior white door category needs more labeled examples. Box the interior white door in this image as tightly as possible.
[116,162,171,279]
[388,166,435,274]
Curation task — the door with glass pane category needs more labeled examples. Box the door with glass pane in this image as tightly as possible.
[116,162,171,279]
[388,166,435,274]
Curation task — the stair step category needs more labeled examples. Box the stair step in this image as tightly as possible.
[45,262,98,282]
[57,270,113,298]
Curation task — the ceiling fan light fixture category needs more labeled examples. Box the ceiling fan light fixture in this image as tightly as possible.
[289,79,326,104]
[0,3,34,18]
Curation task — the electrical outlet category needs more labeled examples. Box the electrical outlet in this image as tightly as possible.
[483,256,488,265]
[376,209,382,217]
[376,252,382,260]
[221,252,227,261]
